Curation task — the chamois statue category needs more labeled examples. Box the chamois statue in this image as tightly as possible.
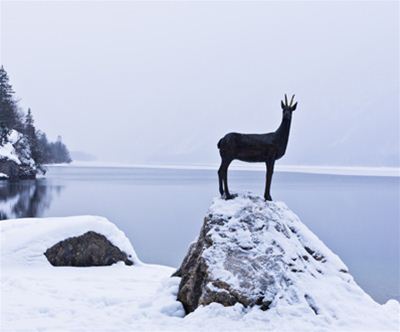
[217,94,297,201]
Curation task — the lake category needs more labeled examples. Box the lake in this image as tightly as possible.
[0,165,398,304]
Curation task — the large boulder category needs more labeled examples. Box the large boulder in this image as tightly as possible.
[173,193,353,314]
[44,231,134,266]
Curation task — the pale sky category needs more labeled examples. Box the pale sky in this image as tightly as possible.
[1,1,399,166]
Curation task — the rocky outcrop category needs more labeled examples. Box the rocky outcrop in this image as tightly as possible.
[44,231,134,266]
[174,193,352,314]
[0,130,38,180]
[0,160,19,180]
[0,160,36,180]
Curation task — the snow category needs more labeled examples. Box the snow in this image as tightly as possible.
[7,130,20,144]
[0,130,21,164]
[0,129,37,173]
[0,172,9,178]
[1,210,399,331]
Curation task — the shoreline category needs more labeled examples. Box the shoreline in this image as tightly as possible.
[46,162,400,177]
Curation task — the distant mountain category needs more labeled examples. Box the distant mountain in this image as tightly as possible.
[70,151,97,162]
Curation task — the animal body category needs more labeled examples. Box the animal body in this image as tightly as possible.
[217,94,298,200]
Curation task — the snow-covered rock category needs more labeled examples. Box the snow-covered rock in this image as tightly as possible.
[0,129,22,165]
[0,215,140,267]
[0,129,37,179]
[44,231,134,266]
[174,193,399,326]
[44,231,133,267]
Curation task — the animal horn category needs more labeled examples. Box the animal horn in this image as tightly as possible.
[284,94,288,106]
[290,94,295,107]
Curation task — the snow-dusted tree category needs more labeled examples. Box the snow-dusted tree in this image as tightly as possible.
[0,66,23,130]
[24,108,42,164]
[0,122,10,144]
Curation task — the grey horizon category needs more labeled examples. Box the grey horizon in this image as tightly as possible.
[2,1,398,167]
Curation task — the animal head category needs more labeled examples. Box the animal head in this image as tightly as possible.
[281,94,297,118]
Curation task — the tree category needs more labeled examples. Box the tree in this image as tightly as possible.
[0,122,10,144]
[37,131,51,163]
[24,108,41,164]
[48,136,71,163]
[0,66,14,104]
[0,66,22,130]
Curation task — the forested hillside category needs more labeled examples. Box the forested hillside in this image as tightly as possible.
[0,66,71,179]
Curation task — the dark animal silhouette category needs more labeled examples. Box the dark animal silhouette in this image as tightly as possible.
[217,94,297,200]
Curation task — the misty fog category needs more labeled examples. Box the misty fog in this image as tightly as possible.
[1,1,398,167]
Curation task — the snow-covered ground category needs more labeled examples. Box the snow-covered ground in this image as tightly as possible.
[1,214,399,331]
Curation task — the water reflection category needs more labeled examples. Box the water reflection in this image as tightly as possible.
[0,180,64,220]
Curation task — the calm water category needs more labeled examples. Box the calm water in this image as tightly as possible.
[0,166,399,304]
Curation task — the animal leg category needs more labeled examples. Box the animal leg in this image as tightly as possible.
[222,159,233,199]
[218,162,224,196]
[264,160,275,201]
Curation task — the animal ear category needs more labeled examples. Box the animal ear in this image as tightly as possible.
[291,102,298,111]
[281,100,285,109]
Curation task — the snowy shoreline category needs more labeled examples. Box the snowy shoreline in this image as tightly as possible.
[46,162,400,177]
[1,203,399,331]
